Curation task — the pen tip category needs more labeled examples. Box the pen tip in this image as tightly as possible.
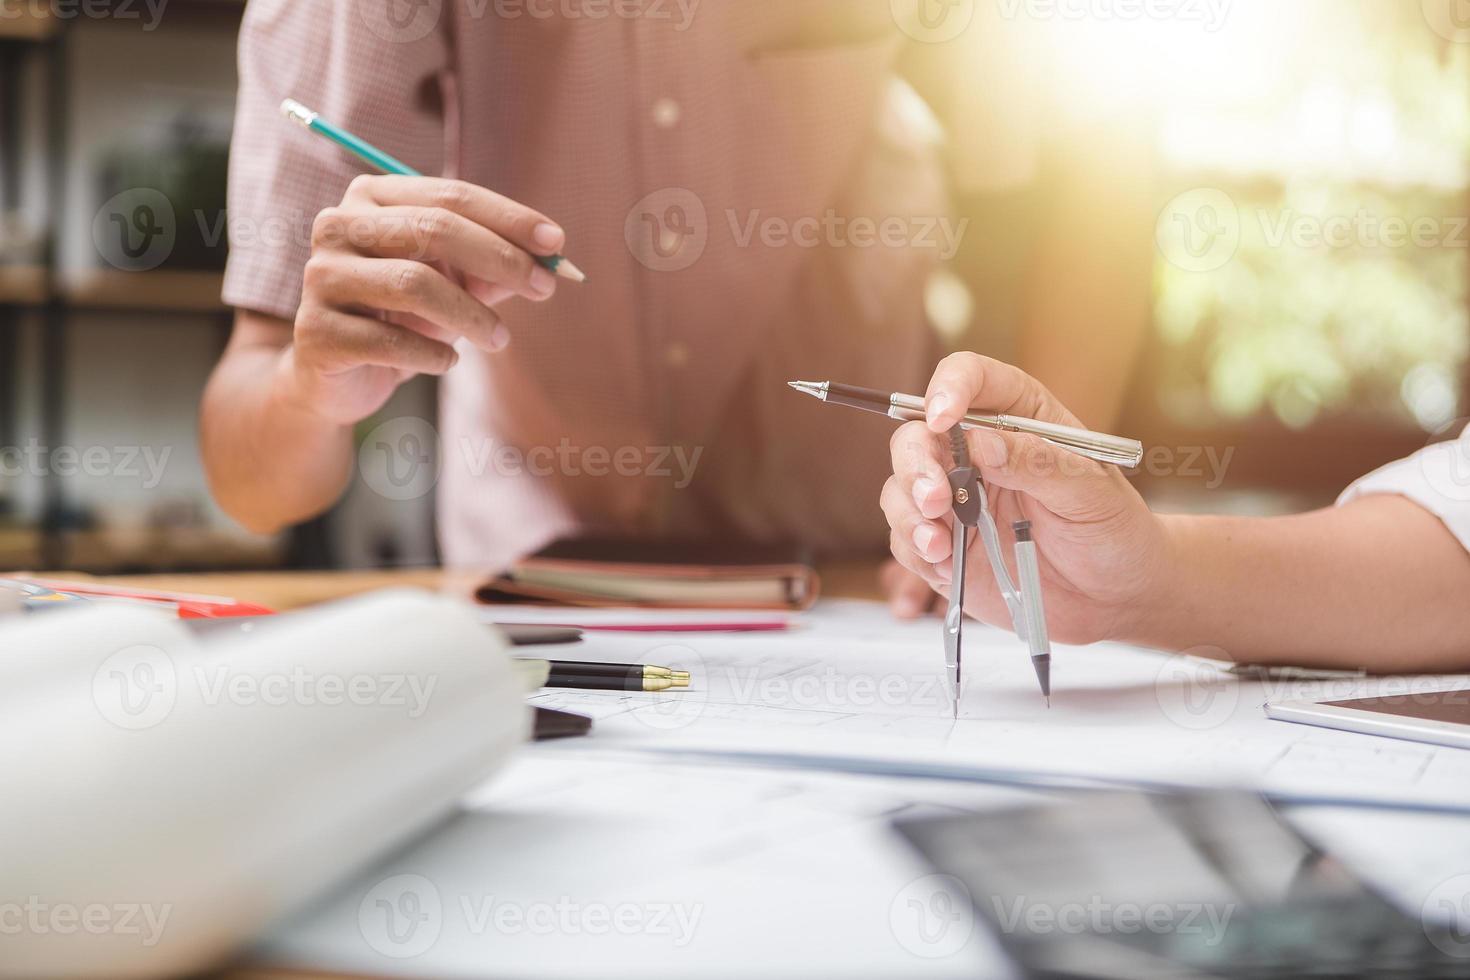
[557,259,587,284]
[1045,696,1051,709]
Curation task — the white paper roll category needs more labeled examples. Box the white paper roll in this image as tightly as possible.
[0,589,527,978]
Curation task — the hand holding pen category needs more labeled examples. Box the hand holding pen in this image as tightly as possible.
[276,100,584,428]
[875,353,1173,652]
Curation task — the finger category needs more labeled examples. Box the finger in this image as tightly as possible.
[881,479,946,581]
[888,528,947,590]
[296,306,459,376]
[384,310,457,348]
[346,175,567,257]
[923,352,1080,433]
[305,255,506,354]
[880,560,938,620]
[329,206,556,302]
[885,474,956,568]
[968,427,1131,522]
[890,421,953,521]
[880,473,940,560]
[466,278,517,308]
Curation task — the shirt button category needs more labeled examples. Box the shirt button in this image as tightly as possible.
[652,97,681,129]
[658,227,685,256]
[665,342,690,368]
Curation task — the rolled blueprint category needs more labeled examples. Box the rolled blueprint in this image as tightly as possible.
[0,589,527,978]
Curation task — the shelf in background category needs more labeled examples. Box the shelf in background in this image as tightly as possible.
[61,526,285,574]
[0,265,49,304]
[1,525,285,574]
[0,0,246,39]
[0,525,41,569]
[0,269,230,313]
[0,10,59,41]
[60,268,227,313]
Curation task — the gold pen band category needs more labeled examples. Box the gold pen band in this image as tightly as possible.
[644,667,691,688]
[641,676,693,692]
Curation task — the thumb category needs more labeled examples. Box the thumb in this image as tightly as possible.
[968,427,1133,522]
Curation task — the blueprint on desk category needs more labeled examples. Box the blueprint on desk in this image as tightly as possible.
[254,599,1470,979]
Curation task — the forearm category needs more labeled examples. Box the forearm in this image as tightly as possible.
[200,341,354,535]
[1136,496,1470,672]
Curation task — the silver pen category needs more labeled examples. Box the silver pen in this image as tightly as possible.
[787,381,1143,468]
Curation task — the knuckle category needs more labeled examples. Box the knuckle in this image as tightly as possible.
[414,207,454,247]
[378,325,403,353]
[346,174,378,200]
[294,315,350,370]
[294,303,332,338]
[495,240,530,280]
[392,262,431,298]
[894,502,918,531]
[951,350,985,372]
[939,350,984,385]
[431,344,457,374]
[301,255,335,293]
[310,208,347,248]
[889,421,913,454]
[879,477,901,517]
[889,420,927,459]
[433,181,473,214]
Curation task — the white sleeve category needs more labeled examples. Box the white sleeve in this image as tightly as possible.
[1336,424,1470,553]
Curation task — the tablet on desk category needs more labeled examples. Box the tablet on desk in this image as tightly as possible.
[1265,689,1470,750]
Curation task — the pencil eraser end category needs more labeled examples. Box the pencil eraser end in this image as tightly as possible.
[281,99,315,127]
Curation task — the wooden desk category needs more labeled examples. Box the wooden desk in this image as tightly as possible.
[97,560,886,611]
[95,568,480,611]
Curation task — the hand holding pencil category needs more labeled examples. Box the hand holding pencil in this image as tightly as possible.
[275,99,584,427]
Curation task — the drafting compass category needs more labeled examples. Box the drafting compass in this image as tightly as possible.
[943,428,1052,717]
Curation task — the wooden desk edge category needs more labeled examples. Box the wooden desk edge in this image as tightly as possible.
[74,559,886,610]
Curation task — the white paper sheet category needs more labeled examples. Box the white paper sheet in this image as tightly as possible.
[482,605,792,630]
[256,753,1040,979]
[520,600,1470,811]
[257,599,1470,978]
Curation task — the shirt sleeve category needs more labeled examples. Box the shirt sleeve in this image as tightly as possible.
[1337,425,1470,554]
[222,0,449,322]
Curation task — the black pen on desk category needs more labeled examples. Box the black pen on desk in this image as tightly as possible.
[532,659,693,693]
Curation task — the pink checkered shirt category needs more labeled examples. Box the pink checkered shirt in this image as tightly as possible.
[224,0,1043,569]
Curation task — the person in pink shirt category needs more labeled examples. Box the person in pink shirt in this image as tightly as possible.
[201,1,1153,604]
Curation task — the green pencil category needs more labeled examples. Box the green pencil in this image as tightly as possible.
[281,98,585,283]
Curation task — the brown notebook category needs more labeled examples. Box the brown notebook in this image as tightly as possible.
[477,538,820,611]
